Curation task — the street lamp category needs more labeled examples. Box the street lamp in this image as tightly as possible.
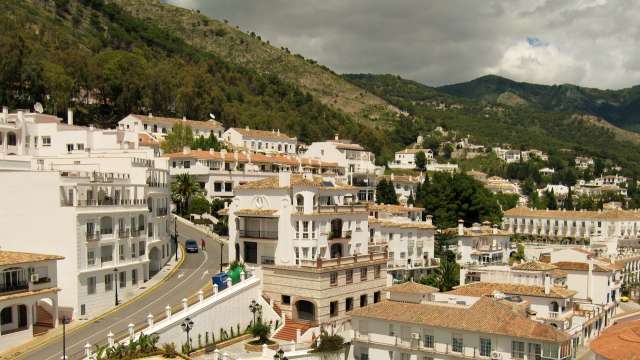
[249,299,262,326]
[174,217,179,261]
[273,348,288,360]
[61,315,69,360]
[219,242,224,273]
[181,317,194,353]
[113,268,119,306]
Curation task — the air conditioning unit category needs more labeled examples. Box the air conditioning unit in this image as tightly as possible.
[491,351,501,359]
[411,332,420,340]
[30,273,39,283]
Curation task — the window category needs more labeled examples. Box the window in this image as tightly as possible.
[374,291,381,303]
[388,324,395,336]
[528,343,542,360]
[346,269,353,284]
[77,143,84,150]
[1,307,13,325]
[360,294,368,307]
[132,270,138,286]
[400,354,410,360]
[346,297,354,312]
[42,136,51,147]
[119,271,126,288]
[330,301,338,317]
[282,295,291,305]
[330,272,338,286]
[105,274,113,291]
[67,144,74,152]
[88,277,96,294]
[360,267,368,281]
[24,136,29,148]
[480,338,492,357]
[423,334,434,348]
[87,251,95,266]
[34,136,38,147]
[119,244,125,261]
[224,182,233,192]
[452,336,463,353]
[374,265,381,279]
[512,341,525,359]
[139,242,146,256]
[100,245,113,263]
[131,243,137,258]
[81,304,86,316]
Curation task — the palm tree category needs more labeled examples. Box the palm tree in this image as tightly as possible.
[420,259,460,291]
[171,174,202,215]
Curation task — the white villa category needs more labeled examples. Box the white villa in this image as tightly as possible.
[387,148,433,170]
[119,113,225,140]
[445,221,512,266]
[223,127,297,155]
[0,250,63,349]
[575,156,594,170]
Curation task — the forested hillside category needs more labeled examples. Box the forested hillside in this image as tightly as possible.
[0,0,411,162]
[345,74,640,176]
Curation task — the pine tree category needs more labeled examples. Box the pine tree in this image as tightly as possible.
[564,187,574,210]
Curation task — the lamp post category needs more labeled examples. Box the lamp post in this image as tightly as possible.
[219,242,224,273]
[61,315,69,360]
[273,348,288,360]
[249,299,262,326]
[114,268,119,306]
[174,217,179,261]
[181,317,194,354]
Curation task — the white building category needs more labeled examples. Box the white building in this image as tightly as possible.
[351,284,573,360]
[387,148,433,169]
[375,174,422,204]
[446,221,512,266]
[367,204,438,279]
[538,184,570,199]
[485,176,519,194]
[165,148,343,199]
[223,127,297,155]
[540,167,555,176]
[0,108,173,319]
[575,156,594,170]
[119,113,225,140]
[593,175,627,187]
[0,250,63,349]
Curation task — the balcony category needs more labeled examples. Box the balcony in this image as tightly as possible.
[118,229,130,239]
[86,232,100,241]
[73,199,147,207]
[0,281,29,294]
[157,208,168,216]
[239,229,278,239]
[296,204,368,214]
[297,252,387,268]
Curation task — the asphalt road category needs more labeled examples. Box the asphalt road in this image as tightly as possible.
[18,230,224,360]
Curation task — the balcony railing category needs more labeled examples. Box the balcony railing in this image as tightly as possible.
[86,232,100,241]
[118,229,129,239]
[296,204,368,214]
[0,281,29,293]
[157,208,168,216]
[240,229,278,239]
[131,229,142,237]
[73,199,147,207]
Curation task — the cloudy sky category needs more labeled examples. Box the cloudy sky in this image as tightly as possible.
[167,0,640,89]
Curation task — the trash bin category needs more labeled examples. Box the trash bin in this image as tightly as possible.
[228,266,245,285]
[212,272,228,291]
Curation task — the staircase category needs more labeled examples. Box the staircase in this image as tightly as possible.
[263,295,283,317]
[273,317,312,342]
[35,305,54,327]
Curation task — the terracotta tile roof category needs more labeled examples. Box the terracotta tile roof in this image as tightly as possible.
[32,114,62,124]
[376,175,422,184]
[368,204,424,213]
[130,114,223,130]
[230,127,296,141]
[552,261,622,272]
[447,282,577,299]
[163,150,339,169]
[368,217,436,230]
[443,225,510,237]
[504,206,640,221]
[234,209,279,217]
[511,260,558,271]
[138,132,159,146]
[590,320,640,360]
[351,296,570,343]
[397,148,431,154]
[329,140,366,151]
[236,174,354,190]
[386,281,438,294]
[0,250,64,266]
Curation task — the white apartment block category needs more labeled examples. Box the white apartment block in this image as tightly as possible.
[226,173,387,324]
[119,113,225,140]
[165,147,343,199]
[0,108,173,319]
[223,127,297,155]
[376,174,423,204]
[387,148,433,170]
[304,136,377,201]
[351,284,573,360]
[593,175,627,187]
[503,207,640,255]
[445,221,512,266]
[368,204,438,280]
[0,251,63,349]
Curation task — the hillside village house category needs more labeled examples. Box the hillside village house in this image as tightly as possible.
[575,156,594,170]
[503,207,640,255]
[538,184,570,199]
[304,136,377,201]
[375,174,422,204]
[226,173,387,330]
[445,221,512,266]
[0,251,63,349]
[367,204,438,280]
[119,113,225,140]
[0,109,173,319]
[387,148,433,170]
[540,167,555,176]
[223,127,297,155]
[350,283,573,360]
[485,176,520,194]
[165,147,342,199]
[593,175,627,187]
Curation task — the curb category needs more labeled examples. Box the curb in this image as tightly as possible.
[6,245,186,360]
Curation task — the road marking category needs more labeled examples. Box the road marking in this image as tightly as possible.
[42,250,210,360]
[202,270,210,279]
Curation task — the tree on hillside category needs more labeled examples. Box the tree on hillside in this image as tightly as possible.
[419,259,459,292]
[376,179,399,205]
[544,190,558,210]
[171,174,202,216]
[563,188,574,210]
[161,122,194,153]
[415,151,427,171]
[192,133,224,151]
[188,195,210,215]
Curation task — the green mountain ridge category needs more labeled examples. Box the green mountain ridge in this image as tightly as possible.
[437,74,640,132]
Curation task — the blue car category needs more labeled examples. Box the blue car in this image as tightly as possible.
[185,240,199,253]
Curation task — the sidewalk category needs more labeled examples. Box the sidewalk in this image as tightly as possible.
[0,248,184,360]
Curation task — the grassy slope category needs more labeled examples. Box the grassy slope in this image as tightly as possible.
[111,0,399,123]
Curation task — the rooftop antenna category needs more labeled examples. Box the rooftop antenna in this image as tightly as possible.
[34,102,44,114]
[209,113,216,120]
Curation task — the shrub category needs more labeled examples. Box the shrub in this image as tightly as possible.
[311,331,344,354]
[250,321,271,344]
[161,342,177,358]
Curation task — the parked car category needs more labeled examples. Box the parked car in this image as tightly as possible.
[621,296,629,302]
[185,240,199,253]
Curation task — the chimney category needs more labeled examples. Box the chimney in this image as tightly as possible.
[209,148,215,155]
[245,126,250,131]
[492,224,498,234]
[426,215,433,225]
[67,108,74,125]
[1,106,7,123]
[334,134,339,141]
[220,148,227,156]
[182,116,187,121]
[277,129,280,135]
[279,172,291,187]
[148,113,153,118]
[544,274,550,295]
[182,146,191,154]
[458,219,464,236]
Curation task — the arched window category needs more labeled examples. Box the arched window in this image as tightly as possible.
[296,194,304,207]
[7,132,17,146]
[100,216,113,235]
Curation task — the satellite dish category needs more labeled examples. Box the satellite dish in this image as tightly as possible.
[209,113,216,120]
[34,102,44,114]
